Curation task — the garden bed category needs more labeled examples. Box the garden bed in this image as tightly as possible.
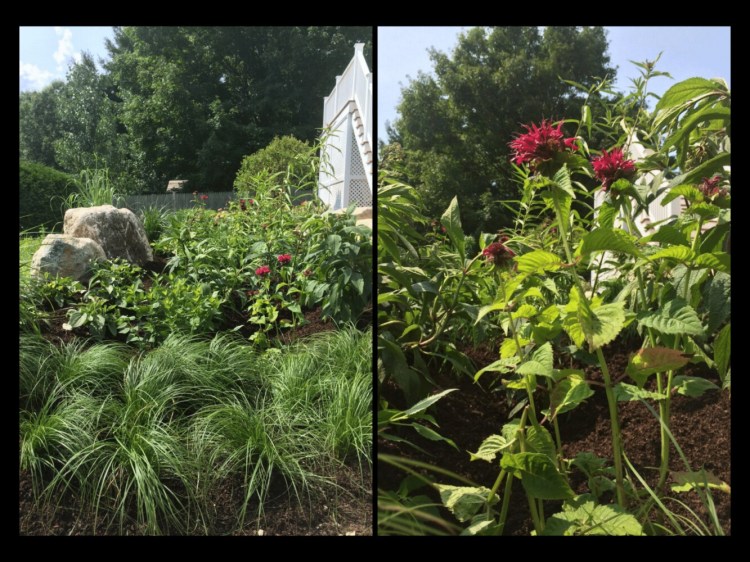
[379,337,730,535]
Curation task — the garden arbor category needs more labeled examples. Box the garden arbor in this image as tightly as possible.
[318,43,373,210]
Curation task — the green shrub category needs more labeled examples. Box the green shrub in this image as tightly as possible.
[19,160,77,231]
[233,135,315,197]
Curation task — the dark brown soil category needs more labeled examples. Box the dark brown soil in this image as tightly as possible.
[378,338,731,536]
[19,463,371,536]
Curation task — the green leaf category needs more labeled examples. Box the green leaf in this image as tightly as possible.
[476,298,508,324]
[667,153,731,189]
[553,165,575,198]
[402,388,458,418]
[469,434,512,462]
[474,357,519,381]
[637,298,704,336]
[461,513,502,536]
[655,77,724,124]
[661,185,703,206]
[526,425,557,463]
[516,250,562,275]
[714,323,730,380]
[694,252,730,273]
[577,300,626,351]
[626,347,690,386]
[649,245,695,264]
[671,376,719,397]
[501,452,574,500]
[412,423,458,449]
[646,225,689,247]
[512,303,538,319]
[542,499,643,535]
[662,106,731,160]
[597,201,617,230]
[581,105,592,136]
[435,485,498,523]
[704,272,731,334]
[550,374,594,418]
[671,469,730,494]
[440,197,465,261]
[614,383,666,402]
[580,228,641,257]
[326,234,342,255]
[516,342,554,378]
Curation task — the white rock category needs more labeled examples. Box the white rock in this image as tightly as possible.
[64,205,153,265]
[30,234,106,282]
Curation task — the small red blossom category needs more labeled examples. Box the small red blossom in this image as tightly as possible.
[239,199,247,211]
[482,237,515,266]
[509,120,578,168]
[200,194,209,201]
[591,148,636,190]
[255,265,271,276]
[277,254,292,265]
[249,199,255,205]
[698,176,728,199]
[246,290,259,297]
[303,269,313,277]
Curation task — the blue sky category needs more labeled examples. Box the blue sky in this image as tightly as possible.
[378,26,731,141]
[19,26,114,91]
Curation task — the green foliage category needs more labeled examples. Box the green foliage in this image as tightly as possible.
[19,160,76,231]
[233,135,314,196]
[20,329,371,535]
[383,26,614,233]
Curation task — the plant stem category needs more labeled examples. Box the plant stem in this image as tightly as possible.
[496,467,514,536]
[552,191,626,508]
[517,408,543,534]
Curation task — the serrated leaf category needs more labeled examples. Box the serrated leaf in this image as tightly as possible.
[647,225,690,247]
[441,197,465,261]
[580,228,641,257]
[577,300,626,350]
[597,200,618,230]
[542,499,643,535]
[614,383,666,401]
[655,77,724,125]
[512,303,538,319]
[649,245,695,264]
[662,185,704,206]
[460,513,503,536]
[412,423,458,449]
[516,342,554,377]
[516,250,562,275]
[526,425,557,463]
[550,374,594,418]
[704,272,731,334]
[476,298,508,324]
[474,357,519,381]
[714,323,730,380]
[671,375,719,397]
[469,434,512,462]
[500,337,525,359]
[501,452,574,500]
[637,298,704,336]
[553,165,575,198]
[694,252,730,273]
[626,347,690,386]
[435,485,497,523]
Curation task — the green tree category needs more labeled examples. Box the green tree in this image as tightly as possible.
[20,82,65,168]
[385,26,615,234]
[105,26,372,193]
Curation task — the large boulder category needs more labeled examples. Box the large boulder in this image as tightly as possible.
[64,205,153,264]
[30,234,106,282]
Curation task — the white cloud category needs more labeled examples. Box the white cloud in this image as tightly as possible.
[53,26,80,71]
[19,60,55,91]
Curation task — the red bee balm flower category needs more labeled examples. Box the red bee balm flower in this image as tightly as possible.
[591,149,636,190]
[255,265,271,276]
[509,120,578,168]
[482,237,515,266]
[698,176,728,199]
[200,194,209,201]
[277,254,292,265]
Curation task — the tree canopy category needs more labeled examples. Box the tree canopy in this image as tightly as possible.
[383,26,615,234]
[19,26,372,195]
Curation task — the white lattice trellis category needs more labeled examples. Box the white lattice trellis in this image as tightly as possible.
[318,43,373,210]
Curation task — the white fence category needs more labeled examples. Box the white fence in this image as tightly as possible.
[318,43,373,210]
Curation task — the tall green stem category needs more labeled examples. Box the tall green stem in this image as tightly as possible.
[552,191,626,507]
